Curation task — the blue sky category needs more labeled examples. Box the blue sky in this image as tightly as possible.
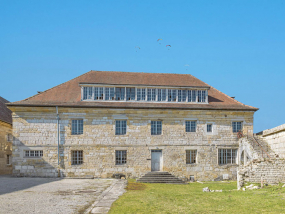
[0,0,284,132]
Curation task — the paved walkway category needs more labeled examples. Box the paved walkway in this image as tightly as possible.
[85,179,127,214]
[0,176,122,214]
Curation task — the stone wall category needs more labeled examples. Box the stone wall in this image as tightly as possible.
[10,106,255,181]
[238,158,285,187]
[261,124,285,158]
[0,120,12,174]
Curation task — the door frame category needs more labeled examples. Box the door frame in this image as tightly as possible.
[151,150,163,171]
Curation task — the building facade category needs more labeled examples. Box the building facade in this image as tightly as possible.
[8,71,258,181]
[0,96,13,175]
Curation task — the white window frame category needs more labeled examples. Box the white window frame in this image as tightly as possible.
[71,119,83,135]
[24,150,43,158]
[115,150,127,165]
[218,149,238,165]
[115,120,127,135]
[207,124,213,133]
[186,150,197,164]
[185,121,197,132]
[232,121,243,133]
[151,121,162,135]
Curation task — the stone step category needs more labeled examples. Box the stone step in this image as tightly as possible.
[137,171,186,184]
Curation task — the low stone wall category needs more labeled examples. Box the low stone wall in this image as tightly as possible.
[238,158,285,188]
[261,124,285,158]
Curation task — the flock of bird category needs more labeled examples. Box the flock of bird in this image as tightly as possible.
[135,38,189,69]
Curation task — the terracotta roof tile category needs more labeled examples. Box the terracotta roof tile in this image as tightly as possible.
[0,96,12,124]
[7,70,258,111]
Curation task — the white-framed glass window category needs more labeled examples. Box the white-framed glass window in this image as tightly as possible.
[72,119,83,135]
[115,87,125,101]
[168,89,177,102]
[151,121,162,135]
[6,154,11,165]
[115,120,127,135]
[137,88,146,101]
[147,89,156,101]
[24,150,43,158]
[197,90,206,102]
[185,121,196,132]
[7,134,13,142]
[94,87,104,100]
[207,124,212,133]
[186,150,197,164]
[178,90,187,102]
[105,87,115,100]
[218,149,237,165]
[83,87,93,100]
[71,150,83,165]
[126,87,136,101]
[157,89,167,101]
[115,150,127,165]
[187,90,196,102]
[232,122,242,133]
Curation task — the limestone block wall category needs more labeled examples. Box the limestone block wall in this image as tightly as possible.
[0,121,12,174]
[261,124,285,158]
[10,106,255,181]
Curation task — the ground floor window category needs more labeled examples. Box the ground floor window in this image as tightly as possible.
[116,150,127,165]
[218,149,237,164]
[71,150,83,165]
[6,155,11,165]
[24,150,43,157]
[186,150,197,164]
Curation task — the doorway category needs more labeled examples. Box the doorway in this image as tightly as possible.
[151,150,162,171]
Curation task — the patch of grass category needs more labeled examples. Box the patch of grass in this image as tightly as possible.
[109,180,285,214]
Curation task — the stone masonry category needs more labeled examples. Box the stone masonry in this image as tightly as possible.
[11,106,255,181]
[0,120,12,174]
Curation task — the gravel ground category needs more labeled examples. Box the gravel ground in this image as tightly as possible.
[0,176,114,214]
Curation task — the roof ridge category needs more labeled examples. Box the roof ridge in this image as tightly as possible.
[188,75,258,110]
[16,70,94,103]
[90,70,197,76]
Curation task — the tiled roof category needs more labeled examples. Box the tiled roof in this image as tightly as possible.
[7,70,258,111]
[0,96,12,124]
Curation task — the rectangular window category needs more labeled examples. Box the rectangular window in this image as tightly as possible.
[115,88,125,100]
[188,90,196,102]
[72,119,83,135]
[185,121,196,132]
[126,87,136,101]
[6,155,11,165]
[115,150,127,165]
[186,150,197,164]
[151,121,162,135]
[197,90,206,102]
[232,122,242,133]
[94,87,104,100]
[24,150,43,157]
[71,150,83,165]
[207,124,212,133]
[83,87,93,100]
[137,88,146,101]
[7,134,13,142]
[115,120,127,135]
[218,149,237,165]
[178,90,187,102]
[157,89,167,101]
[147,89,156,101]
[105,87,115,100]
[168,89,177,102]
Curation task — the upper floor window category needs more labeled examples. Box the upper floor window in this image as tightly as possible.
[207,124,212,133]
[218,149,237,165]
[115,88,125,101]
[6,154,11,165]
[232,122,242,133]
[115,120,127,135]
[186,121,196,132]
[137,88,146,101]
[72,119,83,135]
[82,86,208,103]
[151,121,162,135]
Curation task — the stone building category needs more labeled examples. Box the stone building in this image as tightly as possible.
[8,71,258,181]
[0,96,13,174]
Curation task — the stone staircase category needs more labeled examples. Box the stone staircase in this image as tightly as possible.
[246,135,276,159]
[137,172,186,184]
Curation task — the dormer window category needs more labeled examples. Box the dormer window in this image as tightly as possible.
[81,86,208,103]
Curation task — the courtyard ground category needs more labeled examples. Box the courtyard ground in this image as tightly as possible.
[109,180,285,214]
[0,175,115,214]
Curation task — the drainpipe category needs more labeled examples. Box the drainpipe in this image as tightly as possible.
[56,106,60,176]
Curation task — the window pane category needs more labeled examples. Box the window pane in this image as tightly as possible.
[158,89,161,101]
[126,88,135,101]
[137,88,141,101]
[72,120,83,135]
[207,124,212,132]
[186,121,196,132]
[178,90,182,102]
[151,121,162,135]
[115,88,125,100]
[116,150,127,165]
[147,89,156,101]
[218,149,237,164]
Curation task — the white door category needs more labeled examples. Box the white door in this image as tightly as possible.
[151,150,162,171]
